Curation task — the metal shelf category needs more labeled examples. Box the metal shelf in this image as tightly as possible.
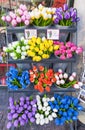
[8,55,76,64]
[7,25,77,33]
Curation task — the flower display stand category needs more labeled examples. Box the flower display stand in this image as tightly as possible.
[5,24,79,130]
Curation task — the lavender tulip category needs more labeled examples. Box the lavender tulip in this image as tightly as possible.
[30,117,35,123]
[64,12,70,20]
[63,4,68,11]
[7,122,12,129]
[14,120,18,127]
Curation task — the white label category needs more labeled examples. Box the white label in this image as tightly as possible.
[83,51,85,63]
[25,29,37,39]
[78,88,85,103]
[47,29,59,40]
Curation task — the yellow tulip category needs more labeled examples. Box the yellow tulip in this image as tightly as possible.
[38,50,43,55]
[36,37,41,44]
[40,44,44,50]
[30,46,34,50]
[49,46,53,52]
[31,37,37,42]
[34,47,39,52]
[54,45,60,50]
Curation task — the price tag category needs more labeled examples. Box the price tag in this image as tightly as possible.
[47,29,59,40]
[78,88,85,103]
[25,29,37,39]
[83,51,85,63]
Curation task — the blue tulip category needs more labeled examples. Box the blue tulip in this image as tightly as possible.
[67,110,72,116]
[55,105,59,110]
[72,116,77,121]
[61,99,67,104]
[77,105,83,111]
[55,118,60,125]
[58,110,63,115]
[63,112,67,117]
[64,104,69,109]
[73,111,79,116]
[54,100,58,105]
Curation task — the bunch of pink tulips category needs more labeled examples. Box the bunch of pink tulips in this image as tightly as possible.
[54,41,83,60]
[1,4,30,27]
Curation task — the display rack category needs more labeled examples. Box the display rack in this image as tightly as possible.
[6,25,78,130]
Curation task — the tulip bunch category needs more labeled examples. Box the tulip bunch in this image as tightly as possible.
[35,95,57,125]
[55,69,83,89]
[29,65,56,93]
[48,94,83,125]
[54,41,83,60]
[27,37,55,61]
[1,4,30,27]
[30,4,56,26]
[3,37,29,60]
[6,66,30,90]
[53,4,80,26]
[7,96,37,129]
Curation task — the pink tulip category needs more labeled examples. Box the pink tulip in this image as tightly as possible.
[66,49,72,54]
[25,14,30,20]
[60,55,66,60]
[9,12,16,19]
[61,49,66,54]
[11,19,17,27]
[16,16,21,23]
[23,11,28,16]
[71,46,77,51]
[60,45,66,50]
[1,16,6,21]
[54,50,60,55]
[6,15,11,22]
[20,4,27,11]
[66,42,72,48]
[66,53,72,58]
[53,41,60,45]
[25,20,29,25]
[21,15,26,22]
[17,9,23,16]
[76,47,83,54]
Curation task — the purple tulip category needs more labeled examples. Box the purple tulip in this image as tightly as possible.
[13,113,18,119]
[13,120,18,127]
[27,105,31,110]
[63,4,68,11]
[24,104,28,109]
[18,117,22,121]
[20,97,24,101]
[54,18,59,24]
[20,101,24,106]
[56,7,63,13]
[30,117,35,123]
[25,110,28,114]
[26,97,29,101]
[11,109,15,114]
[7,113,13,120]
[20,119,25,126]
[57,12,63,20]
[64,11,70,20]
[32,107,37,112]
[7,122,12,129]
[22,114,27,120]
[28,112,32,118]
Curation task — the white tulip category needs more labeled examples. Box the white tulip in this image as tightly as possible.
[59,74,63,79]
[21,46,26,51]
[56,80,60,85]
[38,106,42,110]
[60,80,65,84]
[69,76,74,81]
[58,69,63,73]
[42,97,47,102]
[12,42,18,47]
[40,119,45,125]
[26,45,29,50]
[72,72,76,78]
[78,82,83,87]
[10,53,16,57]
[53,108,58,112]
[48,115,53,121]
[20,37,25,41]
[36,95,40,99]
[40,114,44,119]
[38,4,43,11]
[48,14,52,19]
[55,75,59,80]
[8,44,12,48]
[45,118,49,124]
[46,106,51,111]
[35,113,40,118]
[50,97,55,101]
[21,55,25,59]
[21,51,27,56]
[63,73,68,79]
[42,107,47,111]
[52,112,57,118]
[16,49,21,53]
[45,111,49,116]
[24,40,28,45]
[43,13,48,20]
[46,98,50,102]
[42,37,46,41]
[3,47,7,52]
[44,102,48,107]
[52,8,56,14]
[35,11,41,19]
[36,119,40,125]
[13,56,17,60]
[73,84,80,89]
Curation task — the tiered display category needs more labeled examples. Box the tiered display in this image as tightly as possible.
[3,3,84,130]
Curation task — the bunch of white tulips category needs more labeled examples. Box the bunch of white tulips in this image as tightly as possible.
[30,4,56,26]
[3,37,29,60]
[55,69,83,89]
[35,95,57,125]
